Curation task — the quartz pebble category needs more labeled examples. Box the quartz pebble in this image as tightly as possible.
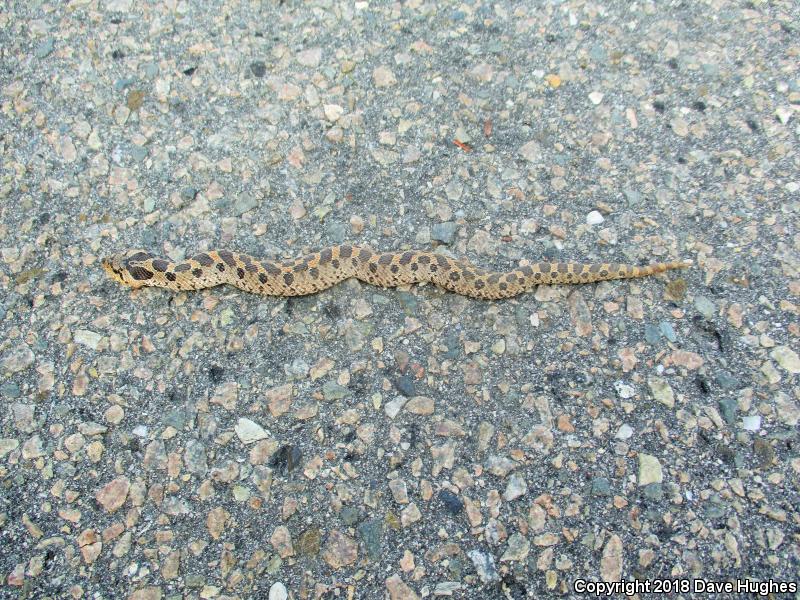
[586,210,605,225]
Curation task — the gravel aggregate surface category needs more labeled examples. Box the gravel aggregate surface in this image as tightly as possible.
[1,1,799,598]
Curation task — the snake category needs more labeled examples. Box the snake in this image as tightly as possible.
[101,245,691,300]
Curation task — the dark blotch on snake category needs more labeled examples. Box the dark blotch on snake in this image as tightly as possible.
[378,254,392,265]
[194,253,214,267]
[283,272,294,286]
[417,255,430,265]
[165,272,176,282]
[449,272,460,281]
[217,250,237,267]
[216,263,225,272]
[258,273,268,284]
[129,266,153,281]
[339,245,353,259]
[174,263,191,272]
[151,259,169,272]
[192,268,203,278]
[128,251,152,262]
[320,248,333,262]
[237,267,245,279]
[399,252,414,265]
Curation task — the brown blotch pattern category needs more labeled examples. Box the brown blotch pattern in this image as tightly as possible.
[218,250,237,267]
[151,259,169,272]
[128,251,152,262]
[129,266,153,281]
[194,253,214,267]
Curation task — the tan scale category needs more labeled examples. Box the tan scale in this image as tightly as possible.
[102,245,692,301]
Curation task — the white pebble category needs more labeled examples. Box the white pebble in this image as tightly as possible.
[613,381,635,399]
[269,582,288,600]
[775,106,792,125]
[235,418,269,443]
[615,424,633,440]
[588,91,604,105]
[741,415,761,432]
[586,210,605,225]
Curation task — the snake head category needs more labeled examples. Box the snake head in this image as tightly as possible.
[101,250,155,288]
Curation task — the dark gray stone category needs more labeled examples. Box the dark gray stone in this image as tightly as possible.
[644,323,661,345]
[250,61,267,78]
[340,506,360,526]
[718,398,738,425]
[439,489,464,514]
[233,193,259,216]
[34,38,54,59]
[659,321,677,343]
[393,374,415,397]
[328,222,346,243]
[591,477,611,497]
[357,519,383,562]
[431,221,457,244]
[642,483,663,501]
[715,371,740,390]
[0,383,21,399]
[623,189,642,205]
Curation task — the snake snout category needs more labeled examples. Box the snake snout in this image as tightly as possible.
[101,254,132,286]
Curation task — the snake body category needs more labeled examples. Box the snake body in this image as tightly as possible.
[102,245,691,300]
